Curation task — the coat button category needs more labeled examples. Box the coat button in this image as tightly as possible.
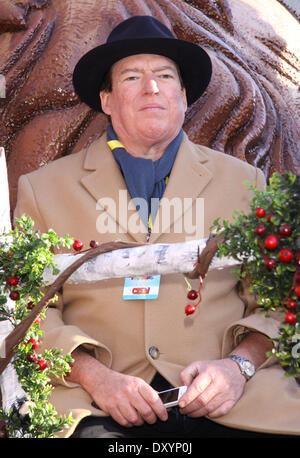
[148,346,160,360]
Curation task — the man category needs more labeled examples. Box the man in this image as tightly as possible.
[14,16,299,438]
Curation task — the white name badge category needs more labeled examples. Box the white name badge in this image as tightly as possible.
[123,275,161,300]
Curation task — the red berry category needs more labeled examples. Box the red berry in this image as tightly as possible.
[185,304,196,316]
[255,207,266,218]
[73,239,84,251]
[255,223,266,236]
[34,316,42,325]
[264,257,277,270]
[7,276,19,286]
[287,299,298,310]
[27,353,38,363]
[278,249,294,263]
[285,312,296,324]
[295,285,300,298]
[264,234,279,250]
[89,240,99,248]
[27,338,39,350]
[187,290,198,300]
[279,224,292,237]
[27,301,34,310]
[9,291,20,301]
[37,359,47,371]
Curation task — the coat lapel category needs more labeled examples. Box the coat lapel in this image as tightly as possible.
[81,135,127,235]
[80,134,148,242]
[80,133,213,243]
[150,134,213,243]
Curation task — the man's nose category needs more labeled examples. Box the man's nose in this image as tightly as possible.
[144,77,159,94]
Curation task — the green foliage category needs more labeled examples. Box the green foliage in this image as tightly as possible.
[0,215,74,437]
[211,172,300,377]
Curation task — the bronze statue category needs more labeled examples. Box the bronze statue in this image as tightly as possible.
[0,0,299,211]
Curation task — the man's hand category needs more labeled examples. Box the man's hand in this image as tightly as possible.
[66,348,168,427]
[178,359,246,418]
[178,332,273,419]
[89,367,168,427]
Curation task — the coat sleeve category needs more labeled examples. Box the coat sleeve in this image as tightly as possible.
[14,174,112,386]
[221,166,281,369]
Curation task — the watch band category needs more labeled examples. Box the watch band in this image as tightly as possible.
[228,354,256,380]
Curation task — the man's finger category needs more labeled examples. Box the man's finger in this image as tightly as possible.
[207,399,236,418]
[180,363,199,386]
[180,390,221,418]
[110,405,134,427]
[179,372,212,409]
[138,384,168,422]
[131,392,158,425]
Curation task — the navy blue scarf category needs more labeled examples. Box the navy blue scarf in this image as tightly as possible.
[107,124,183,226]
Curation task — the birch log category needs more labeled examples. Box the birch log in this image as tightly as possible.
[43,238,239,285]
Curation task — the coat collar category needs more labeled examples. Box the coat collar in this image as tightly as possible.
[80,132,212,243]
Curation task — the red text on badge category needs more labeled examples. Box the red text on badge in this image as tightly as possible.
[132,287,150,294]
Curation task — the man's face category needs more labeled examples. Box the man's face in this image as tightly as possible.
[100,54,187,152]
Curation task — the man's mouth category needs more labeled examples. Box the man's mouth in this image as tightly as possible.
[139,104,165,111]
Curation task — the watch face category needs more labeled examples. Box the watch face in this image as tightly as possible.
[244,360,255,377]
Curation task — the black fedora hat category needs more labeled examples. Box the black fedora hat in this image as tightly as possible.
[72,15,212,112]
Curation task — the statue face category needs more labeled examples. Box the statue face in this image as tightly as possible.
[100,54,187,156]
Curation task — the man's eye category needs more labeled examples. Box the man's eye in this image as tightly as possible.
[124,76,138,81]
[159,74,173,79]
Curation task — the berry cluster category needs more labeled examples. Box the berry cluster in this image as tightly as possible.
[0,215,74,437]
[5,237,100,376]
[4,274,59,380]
[26,337,47,371]
[255,206,299,324]
[26,335,47,371]
[211,172,299,377]
[6,272,46,362]
[72,239,99,252]
[184,276,203,316]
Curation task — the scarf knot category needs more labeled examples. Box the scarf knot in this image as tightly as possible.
[107,125,183,227]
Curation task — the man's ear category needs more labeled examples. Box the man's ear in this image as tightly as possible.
[99,91,111,115]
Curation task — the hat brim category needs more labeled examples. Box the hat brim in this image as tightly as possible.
[72,38,212,112]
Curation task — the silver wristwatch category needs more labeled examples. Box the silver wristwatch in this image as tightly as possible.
[228,355,256,380]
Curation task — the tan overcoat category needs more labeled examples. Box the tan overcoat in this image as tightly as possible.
[14,132,300,437]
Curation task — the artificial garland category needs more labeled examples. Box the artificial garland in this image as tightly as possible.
[0,217,143,438]
[211,171,300,377]
[0,215,74,438]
